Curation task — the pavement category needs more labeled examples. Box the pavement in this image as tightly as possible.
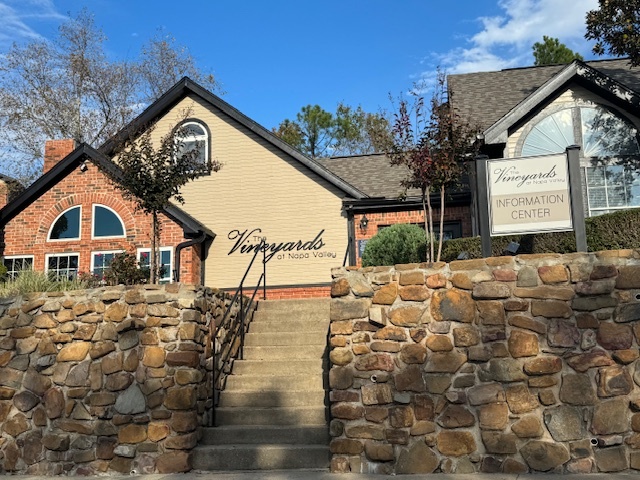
[3,472,639,480]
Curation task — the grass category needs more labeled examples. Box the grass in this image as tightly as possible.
[0,270,92,298]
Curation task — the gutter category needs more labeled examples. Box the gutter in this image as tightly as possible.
[173,231,211,283]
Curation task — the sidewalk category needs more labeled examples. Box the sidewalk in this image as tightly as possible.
[4,472,638,480]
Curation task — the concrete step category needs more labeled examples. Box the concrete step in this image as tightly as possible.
[248,318,329,332]
[200,425,329,445]
[244,332,326,347]
[191,444,330,471]
[219,389,326,407]
[224,374,325,392]
[257,299,330,314]
[242,344,326,360]
[231,359,326,375]
[216,406,327,426]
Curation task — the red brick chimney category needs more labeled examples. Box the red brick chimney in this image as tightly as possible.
[44,139,77,174]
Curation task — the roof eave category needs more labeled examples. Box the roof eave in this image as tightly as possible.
[100,77,367,200]
[483,60,640,145]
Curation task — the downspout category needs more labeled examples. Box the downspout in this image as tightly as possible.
[173,231,208,283]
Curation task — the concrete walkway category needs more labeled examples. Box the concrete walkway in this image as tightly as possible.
[3,473,638,480]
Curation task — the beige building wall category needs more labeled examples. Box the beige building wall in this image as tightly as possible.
[151,95,350,290]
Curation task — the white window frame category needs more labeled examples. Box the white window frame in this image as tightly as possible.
[90,250,123,279]
[45,253,80,280]
[48,205,82,241]
[3,255,34,279]
[176,120,209,167]
[91,204,126,240]
[137,247,173,284]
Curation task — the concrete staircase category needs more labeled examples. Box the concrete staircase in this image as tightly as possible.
[192,298,331,471]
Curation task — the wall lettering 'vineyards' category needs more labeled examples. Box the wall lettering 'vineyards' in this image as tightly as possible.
[329,250,640,474]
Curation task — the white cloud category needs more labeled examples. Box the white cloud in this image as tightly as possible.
[432,0,599,75]
[0,0,64,49]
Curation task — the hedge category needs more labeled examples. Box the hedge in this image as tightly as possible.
[441,208,640,262]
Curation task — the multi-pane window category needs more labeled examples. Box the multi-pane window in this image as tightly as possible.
[91,251,122,279]
[93,205,125,238]
[3,256,33,280]
[46,254,79,280]
[176,121,208,167]
[49,206,81,240]
[521,106,640,216]
[138,248,173,284]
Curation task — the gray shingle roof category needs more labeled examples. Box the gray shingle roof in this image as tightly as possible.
[318,154,421,199]
[448,58,640,133]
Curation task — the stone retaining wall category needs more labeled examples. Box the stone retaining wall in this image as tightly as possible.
[329,251,640,474]
[0,284,251,475]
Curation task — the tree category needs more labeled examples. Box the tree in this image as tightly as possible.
[533,36,584,65]
[107,117,221,283]
[387,72,477,262]
[0,9,218,185]
[586,0,640,66]
[273,103,391,158]
[139,29,218,103]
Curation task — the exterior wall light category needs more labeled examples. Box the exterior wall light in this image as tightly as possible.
[359,214,369,233]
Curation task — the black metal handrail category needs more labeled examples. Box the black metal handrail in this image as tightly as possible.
[210,240,267,426]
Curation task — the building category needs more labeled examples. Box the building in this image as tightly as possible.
[2,58,640,296]
[449,58,640,218]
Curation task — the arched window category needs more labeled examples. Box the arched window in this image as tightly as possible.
[520,106,640,216]
[92,205,125,238]
[175,120,209,167]
[48,206,81,240]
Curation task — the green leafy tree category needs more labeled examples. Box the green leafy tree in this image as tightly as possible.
[361,224,427,267]
[586,0,640,66]
[333,103,392,156]
[533,36,584,65]
[273,103,391,158]
[0,9,218,185]
[107,119,221,283]
[387,71,477,262]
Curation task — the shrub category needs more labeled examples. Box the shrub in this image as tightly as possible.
[362,223,428,267]
[441,208,640,261]
[0,270,89,298]
[105,252,150,285]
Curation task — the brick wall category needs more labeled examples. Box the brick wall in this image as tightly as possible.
[354,205,473,266]
[2,161,200,284]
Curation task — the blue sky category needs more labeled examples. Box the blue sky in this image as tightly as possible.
[0,0,599,130]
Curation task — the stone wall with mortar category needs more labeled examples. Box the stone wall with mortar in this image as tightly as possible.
[329,250,640,474]
[0,284,251,475]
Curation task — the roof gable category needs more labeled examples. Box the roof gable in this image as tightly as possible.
[100,77,367,200]
[0,143,213,238]
[449,58,640,145]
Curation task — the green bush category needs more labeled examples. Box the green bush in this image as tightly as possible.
[362,223,428,267]
[441,208,640,261]
[105,252,150,285]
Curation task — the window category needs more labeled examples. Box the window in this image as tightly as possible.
[49,206,81,240]
[138,248,173,284]
[3,256,33,280]
[92,205,125,238]
[91,251,122,279]
[175,121,208,167]
[46,253,79,280]
[520,105,640,216]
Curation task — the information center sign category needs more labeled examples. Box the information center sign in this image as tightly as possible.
[487,153,573,235]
